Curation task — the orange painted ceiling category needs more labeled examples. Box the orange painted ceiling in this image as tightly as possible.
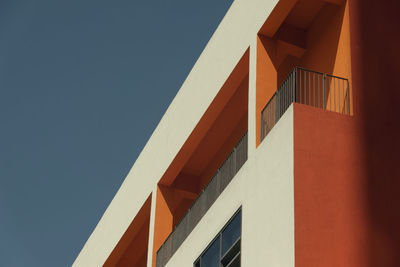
[159,51,250,186]
[181,76,248,176]
[285,0,325,30]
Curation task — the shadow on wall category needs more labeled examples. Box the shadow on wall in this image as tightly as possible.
[256,0,347,145]
[349,0,400,266]
[277,2,346,83]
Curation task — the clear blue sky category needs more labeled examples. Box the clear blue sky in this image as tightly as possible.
[0,1,233,266]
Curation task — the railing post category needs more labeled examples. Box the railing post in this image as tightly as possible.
[293,68,296,103]
[334,78,336,112]
[308,71,311,106]
[318,73,321,109]
[339,78,341,113]
[276,90,280,123]
[313,72,315,107]
[300,68,302,104]
[233,147,236,176]
[260,111,263,141]
[347,80,350,115]
[323,74,326,110]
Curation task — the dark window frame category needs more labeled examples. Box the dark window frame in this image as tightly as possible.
[194,207,242,267]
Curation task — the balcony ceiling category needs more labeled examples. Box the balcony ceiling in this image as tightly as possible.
[285,0,325,30]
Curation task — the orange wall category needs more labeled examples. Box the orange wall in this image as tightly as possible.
[293,1,400,264]
[293,103,367,267]
[348,0,400,265]
[270,0,400,265]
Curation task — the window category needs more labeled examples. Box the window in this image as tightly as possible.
[194,209,241,267]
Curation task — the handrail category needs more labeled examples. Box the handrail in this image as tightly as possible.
[261,66,351,141]
[156,132,248,267]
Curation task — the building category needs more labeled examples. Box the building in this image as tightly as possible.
[73,0,400,266]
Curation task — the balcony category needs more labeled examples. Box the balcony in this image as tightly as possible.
[261,67,351,141]
[156,132,248,267]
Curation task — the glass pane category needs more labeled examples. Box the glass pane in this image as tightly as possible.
[194,259,200,267]
[201,236,220,267]
[222,210,241,255]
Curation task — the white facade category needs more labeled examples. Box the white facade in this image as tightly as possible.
[73,0,285,266]
[165,106,294,267]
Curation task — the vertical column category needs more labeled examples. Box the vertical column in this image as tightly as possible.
[247,37,257,158]
[146,185,159,267]
[255,34,278,147]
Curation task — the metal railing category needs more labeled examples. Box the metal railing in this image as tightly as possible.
[156,132,248,267]
[261,67,351,141]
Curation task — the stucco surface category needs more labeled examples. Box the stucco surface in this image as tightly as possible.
[73,0,280,266]
[165,106,294,267]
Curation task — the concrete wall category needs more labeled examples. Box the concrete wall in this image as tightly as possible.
[165,106,294,267]
[293,103,366,267]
